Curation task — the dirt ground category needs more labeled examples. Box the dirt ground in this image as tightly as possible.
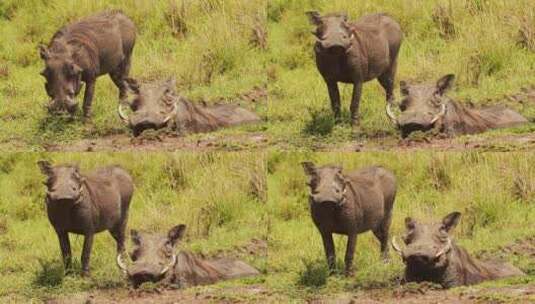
[44,132,270,152]
[46,283,535,304]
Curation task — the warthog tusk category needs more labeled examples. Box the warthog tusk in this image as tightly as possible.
[117,103,130,123]
[163,102,178,124]
[430,103,447,124]
[435,238,452,258]
[116,254,128,275]
[386,103,398,126]
[391,236,404,256]
[160,254,177,276]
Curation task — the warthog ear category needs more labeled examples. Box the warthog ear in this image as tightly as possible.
[400,81,409,96]
[405,217,416,230]
[301,161,316,177]
[125,78,140,95]
[37,160,52,176]
[167,224,186,246]
[39,45,50,60]
[306,11,322,25]
[165,77,177,90]
[441,211,461,232]
[436,74,455,95]
[131,229,141,245]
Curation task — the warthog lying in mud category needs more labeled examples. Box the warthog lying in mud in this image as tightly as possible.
[392,212,524,288]
[302,162,397,275]
[38,161,134,276]
[307,11,403,127]
[117,78,261,136]
[116,224,260,288]
[386,74,528,137]
[39,10,136,117]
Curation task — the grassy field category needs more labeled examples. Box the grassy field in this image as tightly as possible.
[266,151,535,302]
[267,0,535,149]
[0,0,267,150]
[0,152,268,303]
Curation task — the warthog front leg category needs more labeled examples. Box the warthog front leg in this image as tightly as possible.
[326,81,341,123]
[320,231,336,272]
[82,79,96,118]
[350,81,363,128]
[81,233,94,276]
[344,234,357,276]
[56,230,72,271]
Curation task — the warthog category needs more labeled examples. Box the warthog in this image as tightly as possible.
[386,74,528,137]
[307,11,403,127]
[117,78,260,136]
[302,162,397,275]
[116,224,260,288]
[391,212,524,288]
[39,10,136,117]
[38,161,134,276]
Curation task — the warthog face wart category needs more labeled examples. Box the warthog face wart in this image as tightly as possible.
[117,224,185,288]
[38,160,85,203]
[39,47,83,114]
[118,78,177,136]
[387,74,454,137]
[302,162,347,206]
[307,11,353,54]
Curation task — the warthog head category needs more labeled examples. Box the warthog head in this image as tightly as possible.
[302,161,348,206]
[116,224,185,288]
[307,11,354,54]
[118,78,178,136]
[386,74,454,137]
[38,160,85,203]
[392,212,461,277]
[39,46,83,115]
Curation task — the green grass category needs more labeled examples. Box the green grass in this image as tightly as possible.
[266,151,535,301]
[0,0,267,150]
[0,152,268,302]
[267,0,535,149]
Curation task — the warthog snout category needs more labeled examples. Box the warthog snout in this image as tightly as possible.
[48,99,78,115]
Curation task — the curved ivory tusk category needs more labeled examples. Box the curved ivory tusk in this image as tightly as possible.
[386,103,399,126]
[117,103,130,123]
[391,236,404,256]
[435,238,452,258]
[160,254,177,275]
[163,102,178,124]
[430,103,447,124]
[116,254,128,275]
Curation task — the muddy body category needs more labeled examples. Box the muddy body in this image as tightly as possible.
[303,162,397,274]
[38,161,134,275]
[387,74,528,137]
[392,212,524,288]
[117,225,259,288]
[40,10,136,117]
[118,78,260,136]
[307,12,403,126]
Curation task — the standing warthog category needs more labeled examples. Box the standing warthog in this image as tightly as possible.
[39,10,136,117]
[386,74,528,137]
[38,161,134,276]
[117,78,261,136]
[302,162,397,275]
[116,224,260,288]
[307,11,403,127]
[391,212,524,288]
